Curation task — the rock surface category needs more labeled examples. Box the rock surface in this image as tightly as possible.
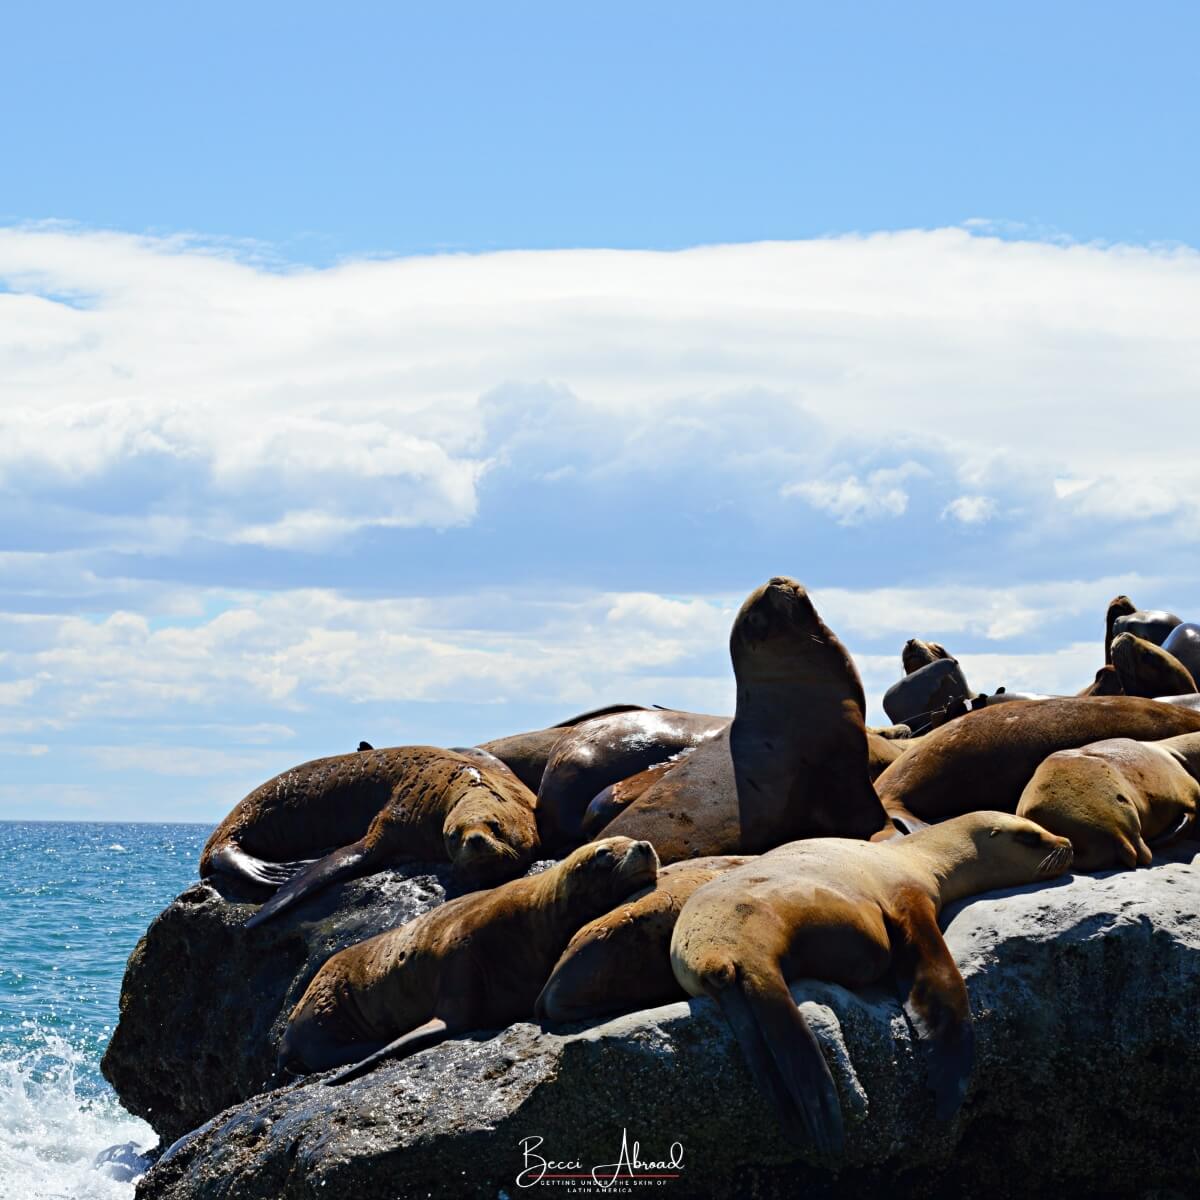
[120,844,1200,1199]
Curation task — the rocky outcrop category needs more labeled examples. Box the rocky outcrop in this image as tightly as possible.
[122,845,1200,1200]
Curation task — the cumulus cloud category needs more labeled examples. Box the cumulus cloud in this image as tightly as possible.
[784,463,928,524]
[941,494,996,524]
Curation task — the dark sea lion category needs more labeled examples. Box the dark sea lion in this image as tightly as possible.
[1162,623,1200,683]
[278,836,660,1081]
[357,741,374,752]
[601,577,894,861]
[1077,665,1123,697]
[883,658,974,731]
[1017,731,1200,870]
[670,812,1072,1155]
[536,708,729,851]
[200,747,539,928]
[1111,632,1197,698]
[1104,594,1137,664]
[477,704,650,793]
[536,854,754,1023]
[876,695,1200,831]
[901,638,951,674]
[1112,608,1182,648]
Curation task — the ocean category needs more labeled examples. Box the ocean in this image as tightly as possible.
[0,821,210,1200]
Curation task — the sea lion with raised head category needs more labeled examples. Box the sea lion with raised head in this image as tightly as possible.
[536,854,754,1023]
[1017,731,1200,869]
[876,695,1200,833]
[901,638,952,674]
[200,746,539,928]
[883,658,974,731]
[1111,632,1197,698]
[1104,595,1137,664]
[670,812,1072,1155]
[600,577,895,861]
[536,708,729,851]
[278,836,660,1081]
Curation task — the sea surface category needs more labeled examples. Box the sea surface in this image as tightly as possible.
[0,821,211,1200]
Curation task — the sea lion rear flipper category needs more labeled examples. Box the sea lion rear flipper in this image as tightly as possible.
[715,975,844,1158]
[322,1018,451,1087]
[885,888,973,1121]
[205,843,320,889]
[245,840,371,928]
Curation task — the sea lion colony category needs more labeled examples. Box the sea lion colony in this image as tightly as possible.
[198,579,1200,1156]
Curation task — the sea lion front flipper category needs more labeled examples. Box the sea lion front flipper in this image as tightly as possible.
[885,888,973,1120]
[244,839,372,928]
[322,1018,451,1087]
[715,973,844,1158]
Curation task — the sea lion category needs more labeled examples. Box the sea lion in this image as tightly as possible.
[536,854,754,1023]
[477,704,650,793]
[278,836,660,1080]
[199,746,539,928]
[536,708,729,851]
[1112,608,1182,648]
[1111,632,1197,698]
[901,638,951,674]
[1017,731,1200,870]
[581,757,683,839]
[867,731,912,781]
[357,741,374,752]
[883,658,974,731]
[600,577,894,861]
[1162,623,1200,683]
[670,812,1073,1154]
[876,695,1200,832]
[1077,665,1123,697]
[1104,594,1137,664]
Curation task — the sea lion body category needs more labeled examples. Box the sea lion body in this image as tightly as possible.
[581,757,683,838]
[867,731,912,781]
[536,854,754,1023]
[602,578,893,862]
[1162,623,1200,683]
[279,837,659,1078]
[1111,633,1196,697]
[1017,732,1200,870]
[876,696,1200,829]
[201,747,540,928]
[1112,609,1182,647]
[670,813,1072,1154]
[883,658,974,731]
[536,709,728,850]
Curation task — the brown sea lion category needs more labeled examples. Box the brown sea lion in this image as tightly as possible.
[477,704,650,793]
[536,854,754,1023]
[1111,632,1197,698]
[1104,594,1137,664]
[1016,731,1200,870]
[670,812,1072,1155]
[278,836,660,1081]
[581,757,683,838]
[901,638,951,674]
[883,658,975,732]
[600,577,894,860]
[876,695,1200,832]
[1077,665,1123,697]
[199,747,539,928]
[536,708,728,851]
[867,731,912,781]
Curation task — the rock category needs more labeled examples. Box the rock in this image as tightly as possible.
[131,845,1200,1200]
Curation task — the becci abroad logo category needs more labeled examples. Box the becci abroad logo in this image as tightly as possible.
[514,1129,685,1192]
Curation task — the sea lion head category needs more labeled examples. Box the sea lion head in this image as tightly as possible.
[901,638,950,674]
[562,836,660,906]
[934,811,1074,891]
[443,778,539,886]
[1111,632,1196,697]
[1017,749,1152,871]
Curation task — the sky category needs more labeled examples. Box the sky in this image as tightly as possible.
[2,4,1199,821]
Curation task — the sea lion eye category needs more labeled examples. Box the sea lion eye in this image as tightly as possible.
[594,846,614,864]
[1014,831,1042,847]
[1115,794,1130,805]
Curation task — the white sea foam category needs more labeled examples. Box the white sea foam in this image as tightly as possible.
[0,1031,154,1200]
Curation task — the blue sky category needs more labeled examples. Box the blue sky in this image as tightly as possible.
[1,6,1199,821]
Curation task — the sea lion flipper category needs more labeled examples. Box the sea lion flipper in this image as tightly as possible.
[205,843,320,889]
[1147,809,1193,848]
[716,976,844,1158]
[245,840,371,928]
[885,889,973,1121]
[322,1017,451,1087]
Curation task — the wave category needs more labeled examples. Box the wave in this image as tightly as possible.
[0,1028,155,1200]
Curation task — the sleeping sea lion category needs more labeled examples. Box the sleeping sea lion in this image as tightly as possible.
[600,577,894,861]
[536,854,754,1023]
[200,747,539,928]
[876,695,1200,832]
[536,708,728,851]
[1111,632,1197,698]
[477,704,650,793]
[1016,730,1200,870]
[1162,623,1200,683]
[670,812,1072,1155]
[278,836,660,1081]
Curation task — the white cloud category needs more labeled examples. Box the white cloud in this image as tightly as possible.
[783,463,928,524]
[941,494,996,524]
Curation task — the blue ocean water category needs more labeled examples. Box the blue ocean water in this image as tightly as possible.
[0,821,210,1200]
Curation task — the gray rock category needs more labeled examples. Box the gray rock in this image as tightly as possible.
[131,845,1200,1200]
